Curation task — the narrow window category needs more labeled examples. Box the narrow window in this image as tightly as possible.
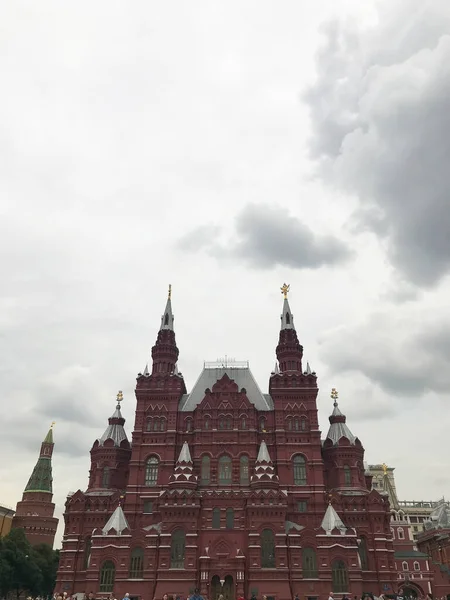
[240,456,249,485]
[143,501,153,514]
[344,465,352,486]
[241,416,246,429]
[298,501,307,513]
[201,455,210,484]
[358,537,368,570]
[226,508,234,530]
[212,507,220,529]
[129,547,144,578]
[99,560,115,593]
[293,455,307,485]
[301,418,307,431]
[286,312,290,325]
[261,529,275,568]
[170,530,185,569]
[218,456,232,484]
[145,457,159,486]
[102,467,110,488]
[204,417,210,430]
[331,560,348,593]
[302,547,317,578]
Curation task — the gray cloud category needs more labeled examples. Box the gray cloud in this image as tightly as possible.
[304,1,450,286]
[319,307,450,397]
[178,203,352,269]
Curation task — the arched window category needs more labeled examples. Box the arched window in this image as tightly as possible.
[402,561,408,571]
[146,419,152,431]
[261,529,275,568]
[331,560,348,593]
[344,465,352,486]
[286,312,290,325]
[99,560,115,592]
[301,418,307,431]
[302,547,318,578]
[160,418,166,432]
[241,416,247,429]
[145,457,159,486]
[219,416,225,430]
[102,467,110,488]
[260,418,266,431]
[414,561,420,571]
[153,418,159,431]
[83,536,91,569]
[186,419,192,432]
[358,537,368,570]
[391,527,395,539]
[294,418,299,431]
[226,508,234,530]
[170,530,185,569]
[293,455,307,485]
[240,456,249,485]
[218,456,232,484]
[212,508,220,529]
[287,418,292,430]
[201,455,210,484]
[129,547,144,578]
[397,528,405,540]
[226,416,232,430]
[204,416,210,430]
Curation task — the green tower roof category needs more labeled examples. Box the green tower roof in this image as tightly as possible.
[24,425,54,494]
[24,457,53,493]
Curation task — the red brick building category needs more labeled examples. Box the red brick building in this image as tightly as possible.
[417,503,450,597]
[12,424,58,547]
[56,287,398,600]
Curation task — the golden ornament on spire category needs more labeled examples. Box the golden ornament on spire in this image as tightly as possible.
[117,390,124,403]
[168,284,172,300]
[280,283,290,298]
[382,462,388,475]
[331,388,338,401]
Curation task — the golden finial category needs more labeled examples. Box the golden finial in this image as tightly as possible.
[168,284,172,300]
[280,283,290,298]
[331,388,338,401]
[382,463,388,475]
[51,421,55,428]
[116,390,123,404]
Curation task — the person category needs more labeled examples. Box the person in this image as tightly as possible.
[190,589,204,600]
[328,593,334,600]
[122,595,130,600]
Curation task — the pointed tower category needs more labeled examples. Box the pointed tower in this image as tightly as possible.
[88,391,132,491]
[250,440,279,488]
[275,283,303,373]
[12,424,59,547]
[151,284,179,376]
[169,441,197,488]
[322,389,366,490]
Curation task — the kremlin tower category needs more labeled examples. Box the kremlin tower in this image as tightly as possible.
[12,424,58,547]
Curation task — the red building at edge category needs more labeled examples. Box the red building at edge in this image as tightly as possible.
[56,287,398,600]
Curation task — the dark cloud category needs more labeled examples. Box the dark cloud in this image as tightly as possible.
[304,1,450,286]
[319,308,450,397]
[178,203,352,270]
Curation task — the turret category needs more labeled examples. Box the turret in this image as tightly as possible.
[322,389,366,490]
[275,283,303,373]
[151,284,179,376]
[12,424,59,547]
[88,391,131,491]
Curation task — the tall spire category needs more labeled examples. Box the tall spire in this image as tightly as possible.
[151,285,180,376]
[324,389,356,446]
[24,423,55,493]
[275,283,303,373]
[98,391,129,448]
[160,284,174,331]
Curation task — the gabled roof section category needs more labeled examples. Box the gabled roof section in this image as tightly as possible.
[320,503,347,535]
[98,392,129,448]
[102,505,130,536]
[179,361,273,411]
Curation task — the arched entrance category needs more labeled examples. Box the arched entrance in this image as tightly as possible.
[210,575,235,600]
[400,586,420,599]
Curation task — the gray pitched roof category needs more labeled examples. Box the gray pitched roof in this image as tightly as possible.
[179,363,273,411]
[178,441,192,463]
[320,504,347,534]
[324,402,357,446]
[256,440,272,463]
[102,505,130,535]
[98,405,129,447]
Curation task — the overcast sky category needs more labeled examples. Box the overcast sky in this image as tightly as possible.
[1,0,450,547]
